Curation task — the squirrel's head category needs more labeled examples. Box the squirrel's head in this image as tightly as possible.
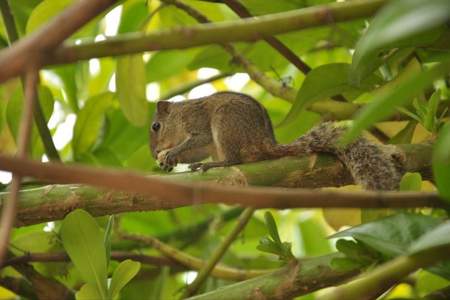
[149,100,184,159]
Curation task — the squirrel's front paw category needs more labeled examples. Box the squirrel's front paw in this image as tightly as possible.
[157,150,178,172]
[189,162,211,172]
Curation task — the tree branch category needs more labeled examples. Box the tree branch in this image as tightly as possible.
[2,251,179,269]
[160,72,232,100]
[187,254,358,300]
[0,0,117,82]
[0,0,61,162]
[0,144,444,227]
[163,0,356,119]
[0,68,38,266]
[121,233,270,281]
[319,246,450,300]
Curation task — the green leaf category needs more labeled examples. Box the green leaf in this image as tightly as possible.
[424,91,441,132]
[104,216,114,267]
[264,212,281,243]
[342,60,450,145]
[279,64,356,127]
[49,65,79,112]
[72,92,114,159]
[399,172,422,192]
[330,257,363,272]
[389,121,417,144]
[351,0,450,83]
[116,55,148,127]
[433,122,450,202]
[26,0,72,33]
[118,0,148,34]
[109,259,141,299]
[60,209,108,299]
[76,283,102,300]
[147,49,199,82]
[409,222,450,254]
[330,213,442,257]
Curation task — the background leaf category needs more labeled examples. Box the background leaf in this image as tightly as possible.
[60,209,108,299]
[110,259,141,299]
[433,122,450,202]
[116,55,148,127]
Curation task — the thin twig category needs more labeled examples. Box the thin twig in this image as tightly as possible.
[182,207,255,298]
[164,0,355,118]
[222,0,311,74]
[121,233,271,280]
[0,0,61,161]
[161,73,232,100]
[0,68,38,266]
[221,0,348,103]
[2,251,179,269]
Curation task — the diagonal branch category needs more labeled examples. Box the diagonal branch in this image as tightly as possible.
[0,68,38,266]
[0,0,61,162]
[0,0,117,82]
[220,0,348,103]
[182,207,256,297]
[164,0,356,118]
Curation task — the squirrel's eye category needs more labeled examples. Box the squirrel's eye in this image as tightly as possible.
[152,122,161,131]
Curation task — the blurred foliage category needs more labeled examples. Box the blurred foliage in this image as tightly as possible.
[0,0,449,299]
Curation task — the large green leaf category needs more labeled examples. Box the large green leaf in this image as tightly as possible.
[148,49,200,82]
[72,92,114,159]
[60,209,108,299]
[330,213,442,257]
[26,0,72,33]
[351,0,450,84]
[116,55,148,127]
[118,0,148,34]
[342,60,450,145]
[49,65,79,112]
[110,259,141,299]
[279,63,367,127]
[409,222,450,254]
[433,123,450,202]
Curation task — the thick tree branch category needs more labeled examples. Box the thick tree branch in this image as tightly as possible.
[0,144,444,227]
[187,254,358,300]
[320,245,450,300]
[0,0,117,82]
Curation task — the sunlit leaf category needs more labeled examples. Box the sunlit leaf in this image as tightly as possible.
[72,92,114,159]
[60,209,108,299]
[342,60,450,145]
[330,213,442,257]
[433,122,450,202]
[26,0,72,33]
[116,55,148,127]
[76,283,102,300]
[351,0,450,83]
[110,259,141,299]
[399,172,422,192]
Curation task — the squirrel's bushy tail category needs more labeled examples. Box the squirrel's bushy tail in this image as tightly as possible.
[270,122,405,190]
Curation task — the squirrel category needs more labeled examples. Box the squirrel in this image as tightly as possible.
[149,91,405,190]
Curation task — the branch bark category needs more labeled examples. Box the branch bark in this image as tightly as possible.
[0,0,117,82]
[0,68,37,266]
[0,143,443,227]
[187,254,358,300]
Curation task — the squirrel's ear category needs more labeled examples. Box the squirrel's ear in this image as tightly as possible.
[156,101,171,114]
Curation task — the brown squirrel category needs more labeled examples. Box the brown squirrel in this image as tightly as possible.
[149,91,404,190]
